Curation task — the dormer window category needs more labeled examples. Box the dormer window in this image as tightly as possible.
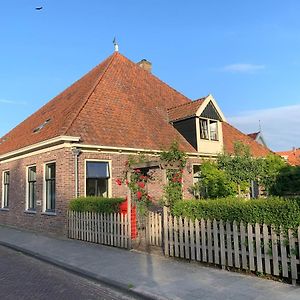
[200,118,219,141]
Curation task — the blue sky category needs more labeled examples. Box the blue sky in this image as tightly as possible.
[0,0,299,151]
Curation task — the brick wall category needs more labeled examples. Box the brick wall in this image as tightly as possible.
[0,147,198,236]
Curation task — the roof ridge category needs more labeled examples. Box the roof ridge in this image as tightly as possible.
[63,52,117,136]
[167,96,206,111]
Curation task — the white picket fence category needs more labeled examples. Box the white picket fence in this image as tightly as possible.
[147,211,162,246]
[164,212,300,284]
[68,211,130,249]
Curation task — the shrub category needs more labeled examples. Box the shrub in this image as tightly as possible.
[172,197,300,230]
[69,197,124,213]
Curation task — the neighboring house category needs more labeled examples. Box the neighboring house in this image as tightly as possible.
[277,148,300,166]
[0,51,271,235]
[247,131,268,148]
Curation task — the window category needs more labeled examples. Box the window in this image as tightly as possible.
[86,161,110,197]
[193,165,201,199]
[2,171,9,208]
[45,163,55,212]
[209,120,218,141]
[199,118,219,141]
[200,119,209,139]
[27,166,36,211]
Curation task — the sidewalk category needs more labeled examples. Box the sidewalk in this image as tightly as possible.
[0,225,299,300]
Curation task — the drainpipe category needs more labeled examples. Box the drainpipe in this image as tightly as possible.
[72,147,82,198]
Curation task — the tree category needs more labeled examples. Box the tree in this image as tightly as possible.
[192,161,236,198]
[260,154,287,195]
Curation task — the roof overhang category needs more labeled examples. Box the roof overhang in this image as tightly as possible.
[0,136,81,162]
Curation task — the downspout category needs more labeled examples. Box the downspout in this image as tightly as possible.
[72,147,82,198]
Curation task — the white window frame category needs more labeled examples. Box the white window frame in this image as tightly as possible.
[43,161,56,213]
[84,159,112,198]
[25,165,37,211]
[1,170,10,209]
[199,117,219,141]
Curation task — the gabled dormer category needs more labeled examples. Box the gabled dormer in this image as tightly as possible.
[168,94,226,155]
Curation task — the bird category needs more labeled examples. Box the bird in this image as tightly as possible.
[35,6,43,10]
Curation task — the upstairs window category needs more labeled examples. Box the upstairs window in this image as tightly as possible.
[209,120,218,141]
[27,166,37,211]
[200,119,209,139]
[200,118,219,141]
[2,171,9,208]
[86,161,110,197]
[45,163,56,212]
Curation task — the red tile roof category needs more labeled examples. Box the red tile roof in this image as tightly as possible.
[0,52,194,155]
[277,149,300,166]
[223,123,272,156]
[0,52,272,158]
[167,97,206,121]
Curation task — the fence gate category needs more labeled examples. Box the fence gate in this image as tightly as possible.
[146,211,163,247]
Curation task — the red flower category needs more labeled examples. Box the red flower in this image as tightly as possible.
[137,181,145,188]
[139,175,148,181]
[134,169,141,173]
[115,178,122,186]
[136,191,142,200]
[125,179,129,186]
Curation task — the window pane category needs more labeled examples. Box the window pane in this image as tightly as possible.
[200,119,209,139]
[4,171,9,184]
[86,162,109,178]
[209,120,218,141]
[86,178,108,197]
[46,163,55,180]
[28,166,36,181]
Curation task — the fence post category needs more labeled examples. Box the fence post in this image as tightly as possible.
[127,172,132,249]
[163,206,169,256]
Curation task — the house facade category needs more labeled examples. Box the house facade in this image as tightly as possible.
[0,52,270,235]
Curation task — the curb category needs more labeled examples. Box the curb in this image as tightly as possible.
[0,240,166,300]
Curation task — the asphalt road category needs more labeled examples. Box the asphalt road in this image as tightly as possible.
[0,245,136,300]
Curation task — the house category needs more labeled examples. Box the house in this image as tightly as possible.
[0,51,271,235]
[277,148,300,166]
[247,131,268,148]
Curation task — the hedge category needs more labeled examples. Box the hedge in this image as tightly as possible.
[69,197,124,214]
[172,197,300,230]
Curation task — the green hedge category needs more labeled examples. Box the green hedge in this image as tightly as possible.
[172,197,300,230]
[69,197,124,213]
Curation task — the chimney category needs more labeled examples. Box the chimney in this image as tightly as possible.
[137,59,152,73]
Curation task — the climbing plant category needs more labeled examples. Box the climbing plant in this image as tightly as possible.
[160,141,187,207]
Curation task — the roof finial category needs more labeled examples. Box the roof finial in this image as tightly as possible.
[113,37,119,52]
[259,119,262,132]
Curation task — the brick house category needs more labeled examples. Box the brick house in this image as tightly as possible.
[0,51,271,235]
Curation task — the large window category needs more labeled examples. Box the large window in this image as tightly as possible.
[200,119,218,141]
[86,161,110,197]
[45,163,55,212]
[27,166,36,211]
[2,171,9,208]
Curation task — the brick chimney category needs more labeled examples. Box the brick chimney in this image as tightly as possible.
[137,59,152,73]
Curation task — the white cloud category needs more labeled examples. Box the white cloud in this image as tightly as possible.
[0,99,27,105]
[221,63,265,73]
[227,104,300,151]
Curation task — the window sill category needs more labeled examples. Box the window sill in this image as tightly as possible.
[24,210,37,214]
[42,211,57,216]
[0,208,9,211]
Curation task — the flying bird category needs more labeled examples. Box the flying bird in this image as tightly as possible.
[35,6,43,10]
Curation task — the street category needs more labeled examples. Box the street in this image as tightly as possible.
[0,245,136,300]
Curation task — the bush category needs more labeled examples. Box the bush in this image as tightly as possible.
[69,197,124,213]
[172,197,300,230]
